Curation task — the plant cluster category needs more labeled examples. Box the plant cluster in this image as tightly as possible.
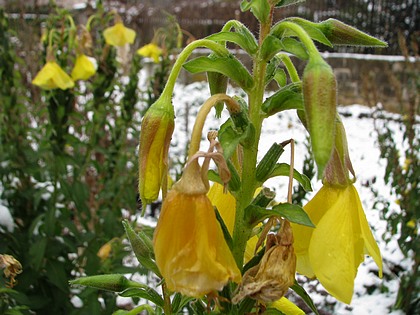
[71,0,387,314]
[0,4,177,314]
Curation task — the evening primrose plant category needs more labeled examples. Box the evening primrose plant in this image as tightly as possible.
[71,0,386,313]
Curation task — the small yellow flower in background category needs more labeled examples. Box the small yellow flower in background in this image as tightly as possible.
[103,21,136,47]
[0,254,23,288]
[153,160,241,298]
[71,54,97,81]
[137,43,162,63]
[32,61,75,90]
[97,239,115,261]
[406,219,416,229]
[270,297,305,315]
[291,184,383,304]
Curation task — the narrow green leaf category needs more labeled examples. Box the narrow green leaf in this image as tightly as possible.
[262,82,304,116]
[120,287,164,308]
[279,37,309,60]
[266,163,312,192]
[207,31,258,55]
[275,0,305,8]
[261,35,309,61]
[172,293,195,314]
[183,55,254,92]
[240,0,270,23]
[214,206,233,250]
[291,280,320,315]
[272,203,314,227]
[246,204,314,227]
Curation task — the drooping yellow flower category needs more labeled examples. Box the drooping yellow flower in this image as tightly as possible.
[103,21,136,47]
[137,43,162,63]
[138,96,175,205]
[32,61,74,90]
[291,184,383,304]
[153,160,241,297]
[71,54,97,81]
[207,182,259,263]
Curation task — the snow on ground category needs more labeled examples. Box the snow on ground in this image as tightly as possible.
[166,82,411,314]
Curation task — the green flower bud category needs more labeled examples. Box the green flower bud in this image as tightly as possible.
[70,274,143,292]
[138,96,175,206]
[302,56,337,178]
[256,143,285,182]
[319,18,387,47]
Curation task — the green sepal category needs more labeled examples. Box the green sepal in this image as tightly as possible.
[240,0,270,23]
[206,29,258,55]
[255,143,285,182]
[69,274,143,293]
[262,82,304,116]
[291,280,320,315]
[245,204,314,228]
[275,18,333,47]
[251,187,276,207]
[183,55,254,92]
[122,221,161,276]
[266,163,312,192]
[261,35,309,61]
[275,0,305,8]
[119,287,164,308]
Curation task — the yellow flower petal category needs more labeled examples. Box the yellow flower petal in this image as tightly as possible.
[32,61,74,90]
[103,22,136,47]
[137,43,162,63]
[270,297,305,315]
[71,54,96,81]
[291,185,383,304]
[154,188,241,297]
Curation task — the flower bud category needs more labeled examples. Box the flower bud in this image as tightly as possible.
[302,56,337,178]
[207,71,228,118]
[319,19,387,47]
[138,97,175,205]
[232,221,296,303]
[70,274,143,292]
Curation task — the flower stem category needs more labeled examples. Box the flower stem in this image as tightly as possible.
[160,39,230,101]
[188,94,240,159]
[277,53,300,83]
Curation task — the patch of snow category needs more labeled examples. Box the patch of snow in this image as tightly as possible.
[0,204,14,233]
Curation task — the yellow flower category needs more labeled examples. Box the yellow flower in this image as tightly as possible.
[153,161,241,297]
[71,54,97,81]
[138,96,175,205]
[0,254,22,288]
[269,297,305,315]
[207,182,259,263]
[137,43,162,63]
[32,61,74,90]
[291,184,383,304]
[103,22,136,47]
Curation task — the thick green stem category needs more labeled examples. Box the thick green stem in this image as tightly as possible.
[231,8,274,267]
[160,39,230,100]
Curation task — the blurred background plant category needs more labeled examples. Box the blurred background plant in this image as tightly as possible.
[371,31,419,314]
[0,3,181,313]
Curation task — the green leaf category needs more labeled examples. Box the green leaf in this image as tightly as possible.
[172,293,195,314]
[272,203,314,227]
[218,119,255,159]
[214,206,233,250]
[265,163,312,192]
[45,260,69,294]
[281,18,333,47]
[275,0,305,8]
[263,308,286,315]
[262,82,304,116]
[29,238,47,271]
[291,280,320,315]
[183,55,254,92]
[119,287,164,308]
[207,31,258,55]
[240,0,270,23]
[261,35,309,61]
[274,68,287,87]
[246,204,314,227]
